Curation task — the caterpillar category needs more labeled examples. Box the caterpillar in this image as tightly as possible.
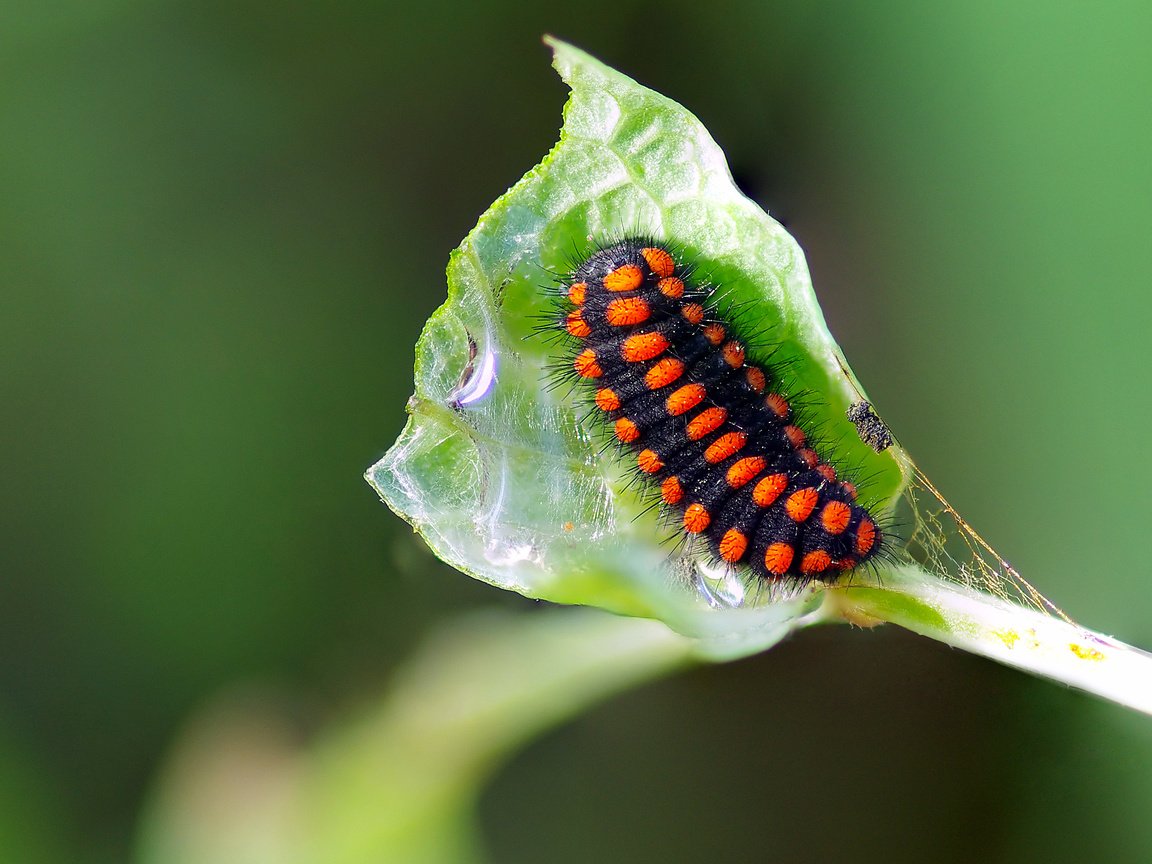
[558,237,881,583]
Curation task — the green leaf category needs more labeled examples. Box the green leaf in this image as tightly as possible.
[366,37,909,660]
[363,41,1152,715]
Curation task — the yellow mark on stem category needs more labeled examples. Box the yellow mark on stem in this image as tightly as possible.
[1069,643,1106,662]
[993,629,1020,649]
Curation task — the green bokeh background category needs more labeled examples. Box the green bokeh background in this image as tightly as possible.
[4,2,1151,862]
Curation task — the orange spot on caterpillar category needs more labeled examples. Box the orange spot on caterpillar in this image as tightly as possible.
[645,357,685,390]
[621,331,669,362]
[745,367,766,393]
[765,393,789,419]
[764,542,794,576]
[604,264,643,292]
[658,276,684,298]
[686,407,727,441]
[574,349,602,378]
[816,463,837,483]
[726,456,766,489]
[637,449,663,473]
[840,481,858,500]
[719,529,748,562]
[798,447,819,468]
[703,324,726,346]
[721,341,745,368]
[821,501,852,535]
[855,519,876,555]
[605,297,651,326]
[661,475,683,505]
[834,556,857,572]
[785,487,819,522]
[614,417,640,443]
[752,473,788,507]
[567,282,587,305]
[565,310,591,338]
[784,425,806,449]
[666,384,706,416]
[801,550,832,575]
[704,431,747,464]
[681,303,705,324]
[683,503,711,533]
[594,388,620,412]
[641,247,675,278]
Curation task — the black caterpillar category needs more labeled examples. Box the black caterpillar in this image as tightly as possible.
[558,237,880,582]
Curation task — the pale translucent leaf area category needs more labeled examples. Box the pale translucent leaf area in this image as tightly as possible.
[367,38,908,659]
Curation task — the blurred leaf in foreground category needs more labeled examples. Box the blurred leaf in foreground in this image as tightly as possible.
[135,609,691,864]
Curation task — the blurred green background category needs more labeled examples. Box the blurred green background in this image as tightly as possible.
[4,1,1152,862]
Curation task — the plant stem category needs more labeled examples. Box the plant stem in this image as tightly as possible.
[824,564,1152,716]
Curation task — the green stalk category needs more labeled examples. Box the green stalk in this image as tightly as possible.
[823,566,1152,715]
